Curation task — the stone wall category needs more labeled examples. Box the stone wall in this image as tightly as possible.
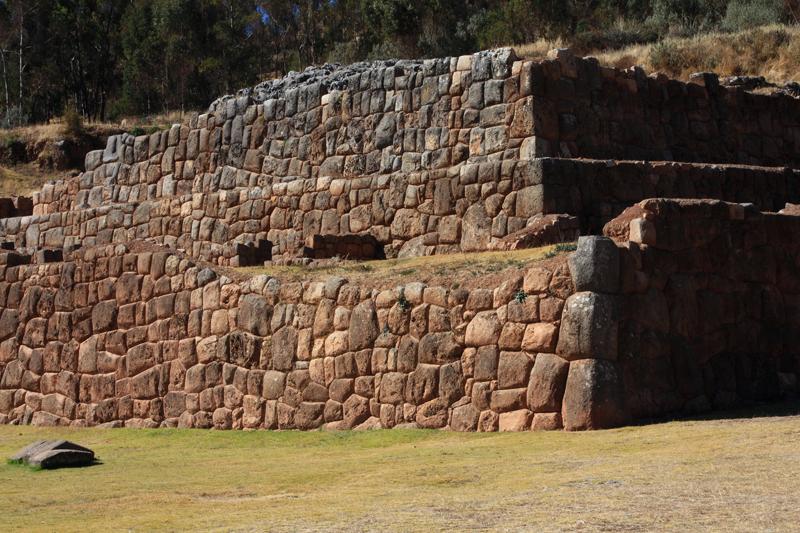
[569,199,800,423]
[11,47,796,266]
[2,199,800,431]
[1,241,627,432]
[530,50,800,166]
[536,158,800,232]
[7,157,798,265]
[3,159,549,263]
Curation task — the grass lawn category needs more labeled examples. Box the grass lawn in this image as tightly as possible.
[2,407,800,532]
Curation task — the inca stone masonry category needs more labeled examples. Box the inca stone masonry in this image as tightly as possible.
[0,48,798,431]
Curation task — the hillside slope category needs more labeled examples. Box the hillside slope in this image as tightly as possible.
[519,24,800,84]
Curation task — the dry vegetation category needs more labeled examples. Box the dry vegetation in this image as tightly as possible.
[0,164,70,197]
[239,245,568,290]
[1,403,800,532]
[517,24,800,83]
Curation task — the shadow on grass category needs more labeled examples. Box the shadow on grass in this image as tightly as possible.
[6,458,103,471]
[633,397,800,428]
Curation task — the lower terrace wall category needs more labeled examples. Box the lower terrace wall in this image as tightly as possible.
[0,242,607,431]
[7,159,799,265]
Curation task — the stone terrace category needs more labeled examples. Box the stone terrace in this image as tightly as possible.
[0,47,799,431]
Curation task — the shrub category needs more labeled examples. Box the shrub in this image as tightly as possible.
[649,40,686,75]
[544,242,578,259]
[723,0,785,31]
[571,27,661,54]
[649,0,728,35]
[62,108,84,138]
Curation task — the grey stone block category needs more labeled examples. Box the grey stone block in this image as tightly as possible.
[562,359,628,430]
[556,292,618,360]
[9,440,95,469]
[568,236,620,293]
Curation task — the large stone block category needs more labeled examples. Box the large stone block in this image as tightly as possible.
[465,311,502,347]
[497,351,532,389]
[556,292,618,361]
[272,327,298,370]
[349,301,379,351]
[568,236,620,293]
[562,359,627,431]
[238,294,272,336]
[527,353,569,412]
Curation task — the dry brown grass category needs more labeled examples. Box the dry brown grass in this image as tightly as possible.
[516,24,800,84]
[0,109,195,148]
[1,122,121,145]
[240,245,566,290]
[0,164,67,196]
[117,109,199,132]
[1,404,800,532]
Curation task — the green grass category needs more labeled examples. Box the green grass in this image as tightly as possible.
[2,407,800,532]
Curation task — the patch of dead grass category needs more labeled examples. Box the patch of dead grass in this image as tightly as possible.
[0,164,67,196]
[239,245,567,290]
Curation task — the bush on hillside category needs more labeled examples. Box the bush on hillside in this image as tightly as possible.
[723,0,785,30]
[649,0,729,35]
[570,27,661,54]
[648,40,686,75]
[62,108,84,139]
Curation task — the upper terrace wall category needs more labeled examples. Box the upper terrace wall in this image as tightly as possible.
[2,48,797,265]
[32,48,800,219]
[34,49,529,217]
[531,51,800,166]
[6,158,798,265]
[537,158,800,232]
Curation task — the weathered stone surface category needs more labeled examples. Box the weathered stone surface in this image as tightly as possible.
[497,352,532,389]
[343,394,370,428]
[439,361,464,405]
[272,327,298,370]
[568,236,620,293]
[349,301,379,351]
[556,292,618,360]
[465,311,502,346]
[418,332,461,364]
[450,402,480,431]
[416,398,448,429]
[562,359,627,431]
[91,300,117,333]
[238,294,271,336]
[527,353,569,412]
[9,440,95,469]
[531,412,562,431]
[499,409,531,431]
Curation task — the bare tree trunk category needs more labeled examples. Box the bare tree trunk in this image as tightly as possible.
[0,49,9,123]
[18,10,23,126]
